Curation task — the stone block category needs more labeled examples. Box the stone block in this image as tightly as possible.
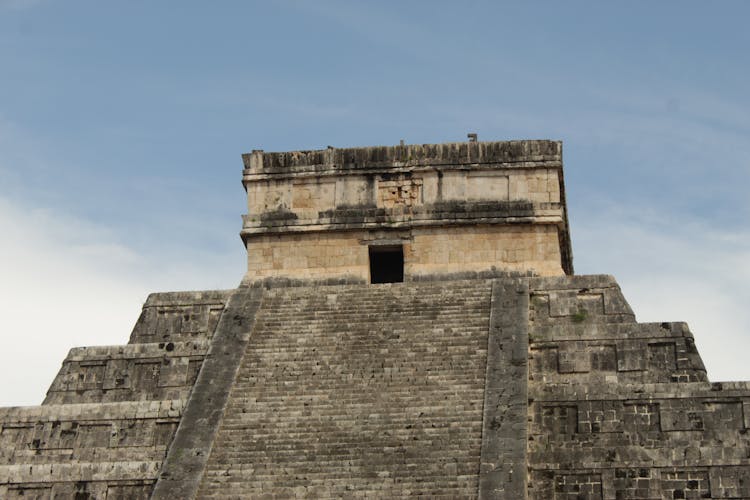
[612,468,659,500]
[44,342,208,405]
[189,281,493,498]
[622,402,661,432]
[660,470,711,499]
[616,340,647,372]
[554,472,603,499]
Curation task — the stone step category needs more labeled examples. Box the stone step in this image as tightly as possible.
[530,393,750,434]
[528,280,708,385]
[0,400,182,497]
[196,483,477,500]
[529,329,708,385]
[128,290,231,345]
[526,277,750,500]
[529,466,750,500]
[260,283,491,303]
[529,274,636,325]
[530,380,750,401]
[44,341,209,405]
[531,320,697,342]
[0,464,158,499]
[0,400,182,465]
[197,280,493,498]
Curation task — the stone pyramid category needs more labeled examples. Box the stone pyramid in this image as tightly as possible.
[1,140,747,499]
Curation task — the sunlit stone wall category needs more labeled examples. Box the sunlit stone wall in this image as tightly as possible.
[241,140,572,283]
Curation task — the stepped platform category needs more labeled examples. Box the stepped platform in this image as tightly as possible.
[1,276,748,499]
[0,291,232,499]
[0,400,182,498]
[526,278,750,499]
[197,280,493,498]
[43,341,210,404]
[128,290,231,344]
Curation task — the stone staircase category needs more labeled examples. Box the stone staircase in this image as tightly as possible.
[197,280,494,498]
[2,275,748,499]
[526,276,750,499]
[0,290,231,499]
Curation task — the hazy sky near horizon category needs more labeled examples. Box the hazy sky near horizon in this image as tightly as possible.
[1,1,749,405]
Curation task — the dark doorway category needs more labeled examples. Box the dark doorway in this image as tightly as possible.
[369,246,404,284]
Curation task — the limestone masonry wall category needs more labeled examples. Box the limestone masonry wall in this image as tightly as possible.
[197,281,493,498]
[246,224,563,282]
[241,140,573,283]
[2,275,749,499]
[244,168,560,219]
[0,290,232,498]
[0,400,183,499]
[1,139,748,499]
[409,225,562,278]
[527,276,750,500]
[43,341,209,404]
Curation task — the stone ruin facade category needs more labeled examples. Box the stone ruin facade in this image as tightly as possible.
[240,141,571,283]
[0,140,748,499]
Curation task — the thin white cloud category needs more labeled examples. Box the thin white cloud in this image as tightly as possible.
[0,195,239,406]
[0,197,147,406]
[0,114,243,406]
[573,206,750,382]
[1,177,747,407]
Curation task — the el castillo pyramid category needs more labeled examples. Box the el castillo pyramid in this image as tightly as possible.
[1,140,748,499]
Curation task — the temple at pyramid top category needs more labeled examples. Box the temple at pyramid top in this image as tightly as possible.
[240,139,573,284]
[2,137,749,499]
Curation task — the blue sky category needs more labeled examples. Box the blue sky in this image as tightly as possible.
[1,1,749,405]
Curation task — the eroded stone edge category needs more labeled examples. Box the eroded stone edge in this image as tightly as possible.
[478,278,530,500]
[150,287,263,500]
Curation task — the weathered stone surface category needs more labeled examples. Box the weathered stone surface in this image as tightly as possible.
[241,140,573,283]
[128,290,231,344]
[244,224,565,284]
[243,140,562,172]
[0,400,182,498]
[44,341,209,404]
[526,276,750,500]
[1,139,748,499]
[479,279,529,499]
[197,280,492,498]
[151,287,263,500]
[3,280,749,499]
[0,291,230,497]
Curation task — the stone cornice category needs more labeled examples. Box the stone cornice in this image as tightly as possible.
[243,140,562,179]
